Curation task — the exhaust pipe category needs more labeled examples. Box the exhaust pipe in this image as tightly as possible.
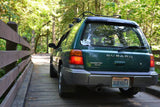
[95,87,103,93]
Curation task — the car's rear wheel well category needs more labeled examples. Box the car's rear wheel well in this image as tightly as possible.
[58,60,62,73]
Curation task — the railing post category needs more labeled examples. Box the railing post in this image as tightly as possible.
[6,22,18,50]
[4,22,18,73]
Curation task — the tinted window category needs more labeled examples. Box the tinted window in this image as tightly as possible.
[81,23,144,47]
[65,22,82,49]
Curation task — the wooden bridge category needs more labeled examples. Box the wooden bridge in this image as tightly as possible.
[0,20,160,107]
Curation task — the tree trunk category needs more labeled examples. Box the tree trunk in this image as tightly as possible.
[88,2,90,11]
[52,17,56,44]
[82,2,85,12]
[34,34,41,54]
[46,28,49,53]
[95,0,98,13]
[5,22,18,73]
[74,0,78,15]
[98,0,101,13]
[114,0,119,4]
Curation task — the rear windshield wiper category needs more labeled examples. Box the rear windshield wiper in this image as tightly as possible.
[118,46,146,52]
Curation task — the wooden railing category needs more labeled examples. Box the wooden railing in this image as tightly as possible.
[0,20,33,107]
[153,50,160,69]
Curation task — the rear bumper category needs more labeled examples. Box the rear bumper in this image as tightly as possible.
[62,67,158,87]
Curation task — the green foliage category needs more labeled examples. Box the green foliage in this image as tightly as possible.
[115,0,160,45]
[58,0,160,48]
[37,37,47,53]
[1,0,21,24]
[17,44,22,51]
[155,68,160,74]
[17,59,22,65]
[0,39,6,50]
[155,68,160,80]
[0,0,160,53]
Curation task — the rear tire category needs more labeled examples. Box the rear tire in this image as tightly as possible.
[119,87,139,97]
[58,67,75,98]
[50,64,57,78]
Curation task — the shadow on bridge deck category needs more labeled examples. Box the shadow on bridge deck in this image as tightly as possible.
[19,54,160,107]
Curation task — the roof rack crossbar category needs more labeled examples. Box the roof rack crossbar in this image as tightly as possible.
[79,11,121,18]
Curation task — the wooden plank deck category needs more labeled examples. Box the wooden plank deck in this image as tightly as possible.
[24,54,160,107]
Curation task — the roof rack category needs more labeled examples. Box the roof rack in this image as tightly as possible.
[71,11,121,25]
[78,11,121,19]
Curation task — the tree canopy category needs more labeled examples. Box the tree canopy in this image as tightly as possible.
[0,0,160,53]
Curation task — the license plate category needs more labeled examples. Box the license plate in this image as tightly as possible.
[112,77,130,88]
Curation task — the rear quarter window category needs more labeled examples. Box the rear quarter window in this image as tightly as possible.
[64,22,82,49]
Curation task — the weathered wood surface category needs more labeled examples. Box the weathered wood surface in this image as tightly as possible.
[0,51,31,68]
[12,63,33,107]
[0,57,30,97]
[0,20,19,44]
[25,55,160,107]
[1,61,33,107]
[0,20,33,107]
[0,20,30,49]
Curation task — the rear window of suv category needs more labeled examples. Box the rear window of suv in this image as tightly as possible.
[80,23,145,48]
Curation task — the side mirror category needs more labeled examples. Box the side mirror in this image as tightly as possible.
[74,18,81,23]
[72,18,81,24]
[48,43,57,49]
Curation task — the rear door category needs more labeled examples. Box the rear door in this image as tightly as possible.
[80,23,150,72]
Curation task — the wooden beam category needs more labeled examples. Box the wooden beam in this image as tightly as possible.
[0,51,19,68]
[19,51,32,59]
[0,20,19,44]
[0,51,31,68]
[0,20,31,49]
[19,37,31,49]
[18,57,31,72]
[0,61,33,107]
[0,66,19,97]
[0,57,31,97]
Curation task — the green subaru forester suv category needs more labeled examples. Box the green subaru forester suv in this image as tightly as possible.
[49,12,158,97]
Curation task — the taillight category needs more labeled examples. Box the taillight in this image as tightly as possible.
[150,54,155,67]
[70,49,83,65]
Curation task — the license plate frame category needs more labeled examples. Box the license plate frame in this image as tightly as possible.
[112,77,130,88]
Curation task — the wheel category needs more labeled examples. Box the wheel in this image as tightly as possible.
[119,87,139,97]
[50,64,57,78]
[58,67,75,98]
[58,71,67,97]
